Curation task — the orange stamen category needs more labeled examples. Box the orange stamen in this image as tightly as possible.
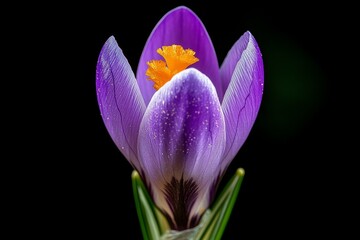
[146,45,199,90]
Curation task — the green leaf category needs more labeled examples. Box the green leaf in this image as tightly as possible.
[132,171,166,240]
[194,168,245,240]
[132,168,245,240]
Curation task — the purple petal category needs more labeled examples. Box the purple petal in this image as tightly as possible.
[136,6,221,105]
[220,31,252,98]
[96,36,146,171]
[221,32,264,170]
[138,68,225,226]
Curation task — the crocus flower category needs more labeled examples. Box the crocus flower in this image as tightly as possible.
[96,6,264,231]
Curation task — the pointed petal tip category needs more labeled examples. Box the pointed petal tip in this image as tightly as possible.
[107,35,115,41]
[97,36,118,64]
[246,31,263,56]
[244,30,256,39]
[241,31,264,84]
[102,35,116,47]
[241,30,261,50]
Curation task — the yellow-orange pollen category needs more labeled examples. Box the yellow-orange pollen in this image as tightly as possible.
[146,45,199,90]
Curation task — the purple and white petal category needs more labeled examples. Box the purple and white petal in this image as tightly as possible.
[136,6,221,105]
[220,31,253,101]
[221,32,264,171]
[96,36,146,171]
[138,68,225,229]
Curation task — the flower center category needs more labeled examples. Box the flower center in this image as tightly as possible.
[146,45,199,90]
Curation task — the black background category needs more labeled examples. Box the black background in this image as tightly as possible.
[13,1,355,239]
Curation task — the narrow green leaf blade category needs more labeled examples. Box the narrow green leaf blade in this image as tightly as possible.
[195,168,245,240]
[132,170,162,240]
